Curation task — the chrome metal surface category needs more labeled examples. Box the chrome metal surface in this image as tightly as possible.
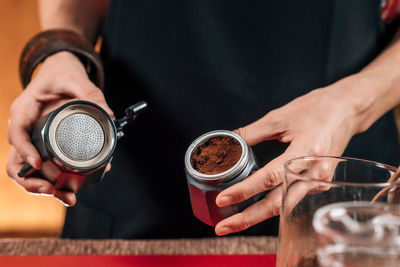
[56,113,104,161]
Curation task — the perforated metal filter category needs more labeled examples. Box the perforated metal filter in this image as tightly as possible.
[55,113,105,161]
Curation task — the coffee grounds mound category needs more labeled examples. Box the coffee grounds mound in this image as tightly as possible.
[191,136,242,175]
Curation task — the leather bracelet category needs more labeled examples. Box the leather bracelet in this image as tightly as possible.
[19,29,104,89]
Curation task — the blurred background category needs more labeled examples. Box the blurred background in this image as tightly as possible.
[0,0,65,238]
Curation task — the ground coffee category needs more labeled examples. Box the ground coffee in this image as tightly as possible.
[190,136,242,175]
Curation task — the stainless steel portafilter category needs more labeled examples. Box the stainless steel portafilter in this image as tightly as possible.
[17,30,147,192]
[18,100,147,192]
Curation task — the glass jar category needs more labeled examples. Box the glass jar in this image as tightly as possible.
[313,201,400,267]
[277,156,398,267]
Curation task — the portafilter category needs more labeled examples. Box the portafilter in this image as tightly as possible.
[17,29,147,192]
[18,100,147,192]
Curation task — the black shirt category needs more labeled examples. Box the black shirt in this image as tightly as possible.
[62,0,400,239]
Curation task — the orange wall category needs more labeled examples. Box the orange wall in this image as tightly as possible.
[0,0,65,237]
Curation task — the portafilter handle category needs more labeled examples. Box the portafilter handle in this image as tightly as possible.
[115,101,148,138]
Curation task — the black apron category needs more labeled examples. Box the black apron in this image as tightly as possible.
[62,0,400,239]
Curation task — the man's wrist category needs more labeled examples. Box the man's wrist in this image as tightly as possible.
[44,51,82,65]
[336,71,399,134]
[19,29,104,89]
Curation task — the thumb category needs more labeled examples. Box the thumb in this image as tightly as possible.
[234,111,285,146]
[74,81,114,118]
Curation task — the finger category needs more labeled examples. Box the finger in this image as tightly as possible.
[106,163,111,172]
[278,157,336,217]
[6,146,24,167]
[8,148,75,205]
[16,177,56,195]
[54,190,76,207]
[215,187,282,236]
[216,151,290,207]
[235,110,286,146]
[215,176,332,236]
[285,156,336,197]
[304,158,336,193]
[8,94,42,169]
[6,147,24,180]
[216,135,330,208]
[7,146,29,177]
[283,180,317,216]
[7,149,55,195]
[280,173,331,219]
[71,81,114,117]
[32,71,113,117]
[39,97,78,115]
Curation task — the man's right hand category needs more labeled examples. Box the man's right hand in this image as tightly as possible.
[6,51,113,206]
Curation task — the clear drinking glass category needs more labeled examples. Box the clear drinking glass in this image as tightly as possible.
[276,156,398,267]
[313,202,400,267]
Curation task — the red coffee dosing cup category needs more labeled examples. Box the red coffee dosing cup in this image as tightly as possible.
[184,130,266,226]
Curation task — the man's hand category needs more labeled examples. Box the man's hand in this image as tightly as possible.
[6,51,113,206]
[213,75,368,236]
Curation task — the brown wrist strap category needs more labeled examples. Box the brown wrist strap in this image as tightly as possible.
[19,29,104,89]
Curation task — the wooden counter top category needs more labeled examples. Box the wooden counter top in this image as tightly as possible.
[0,236,277,255]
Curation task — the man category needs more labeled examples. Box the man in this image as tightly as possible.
[6,0,400,238]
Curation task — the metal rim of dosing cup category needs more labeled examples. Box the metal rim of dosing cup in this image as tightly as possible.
[185,130,249,183]
[284,156,397,187]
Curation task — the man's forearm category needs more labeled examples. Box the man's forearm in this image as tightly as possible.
[39,0,109,43]
[332,29,400,134]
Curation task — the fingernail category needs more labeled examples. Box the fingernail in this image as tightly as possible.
[38,186,54,195]
[217,196,232,207]
[55,197,70,207]
[218,227,232,236]
[27,156,37,169]
[38,186,48,193]
[63,193,76,207]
